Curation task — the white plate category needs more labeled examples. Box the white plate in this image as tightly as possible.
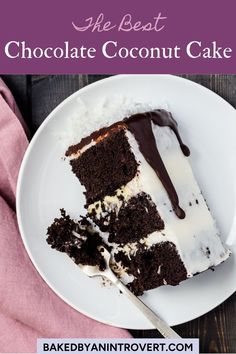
[16,75,236,329]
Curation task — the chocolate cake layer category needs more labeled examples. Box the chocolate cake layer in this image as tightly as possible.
[67,109,190,219]
[115,242,188,296]
[89,192,164,244]
[69,128,138,205]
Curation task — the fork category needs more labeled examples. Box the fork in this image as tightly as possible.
[74,238,181,339]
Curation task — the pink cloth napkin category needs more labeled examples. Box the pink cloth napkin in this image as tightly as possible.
[0,79,131,353]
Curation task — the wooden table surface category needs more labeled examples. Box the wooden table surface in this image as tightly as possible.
[2,74,236,353]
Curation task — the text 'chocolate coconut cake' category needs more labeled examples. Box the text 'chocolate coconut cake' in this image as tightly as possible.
[47,109,230,295]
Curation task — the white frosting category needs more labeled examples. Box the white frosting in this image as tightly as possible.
[87,179,140,219]
[58,96,169,149]
[68,140,96,159]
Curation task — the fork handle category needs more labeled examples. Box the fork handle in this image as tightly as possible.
[104,269,180,338]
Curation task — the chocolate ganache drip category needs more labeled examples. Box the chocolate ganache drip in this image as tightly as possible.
[124,110,190,219]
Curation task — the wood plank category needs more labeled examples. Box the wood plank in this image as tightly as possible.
[180,74,236,107]
[30,75,109,132]
[1,75,31,127]
[133,291,236,352]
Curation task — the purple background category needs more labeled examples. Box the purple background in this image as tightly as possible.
[0,0,235,74]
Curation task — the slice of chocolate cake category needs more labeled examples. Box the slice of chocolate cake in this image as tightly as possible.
[60,109,230,295]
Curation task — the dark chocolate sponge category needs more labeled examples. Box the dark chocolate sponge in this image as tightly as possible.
[69,128,138,206]
[89,193,164,244]
[115,242,187,296]
[46,209,107,271]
